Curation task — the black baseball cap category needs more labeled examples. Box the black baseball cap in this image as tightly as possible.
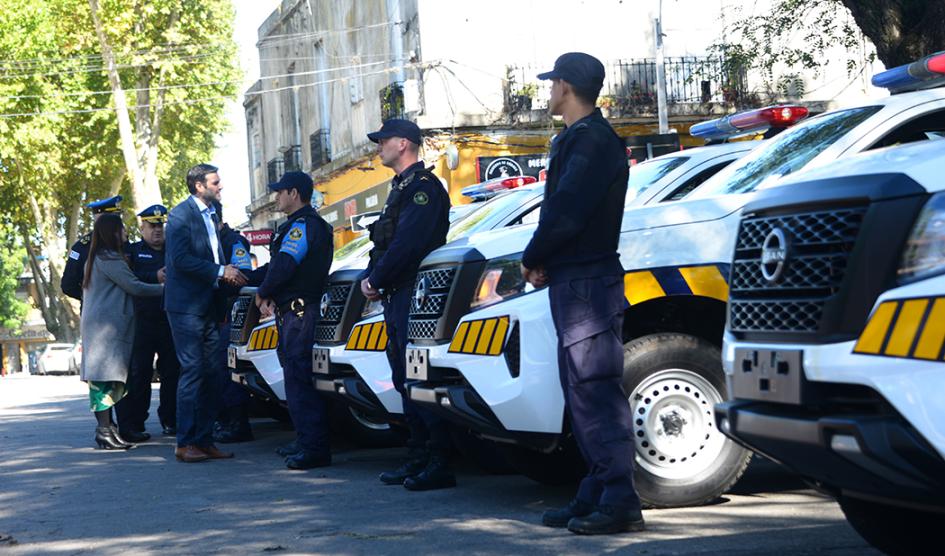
[268,171,314,199]
[367,118,422,145]
[537,52,606,93]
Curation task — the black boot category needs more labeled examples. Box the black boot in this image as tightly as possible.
[95,427,132,450]
[542,499,596,528]
[285,449,331,470]
[108,425,136,449]
[119,429,151,443]
[276,440,301,457]
[403,455,456,491]
[379,449,428,485]
[214,407,254,443]
[567,505,645,535]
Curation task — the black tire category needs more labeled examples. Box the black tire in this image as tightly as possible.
[330,403,405,448]
[839,496,942,555]
[623,333,752,508]
[498,439,586,485]
[448,427,516,475]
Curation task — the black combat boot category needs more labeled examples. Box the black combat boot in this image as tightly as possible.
[567,505,645,535]
[275,440,301,457]
[285,449,331,470]
[402,455,456,491]
[379,449,428,485]
[541,499,596,528]
[214,406,254,443]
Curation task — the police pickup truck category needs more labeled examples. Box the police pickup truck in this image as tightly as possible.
[401,53,945,509]
[717,89,945,555]
[311,141,759,434]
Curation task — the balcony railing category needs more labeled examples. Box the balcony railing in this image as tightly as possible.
[267,157,284,185]
[283,145,303,173]
[506,56,749,116]
[310,129,331,169]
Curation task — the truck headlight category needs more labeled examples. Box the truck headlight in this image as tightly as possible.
[470,254,534,310]
[361,298,384,318]
[899,192,945,283]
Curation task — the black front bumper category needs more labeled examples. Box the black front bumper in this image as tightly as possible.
[408,379,559,452]
[716,399,945,511]
[313,364,392,422]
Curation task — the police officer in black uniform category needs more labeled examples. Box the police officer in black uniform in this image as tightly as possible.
[61,195,124,301]
[255,172,334,469]
[360,119,454,491]
[522,53,644,535]
[211,200,255,443]
[115,204,181,441]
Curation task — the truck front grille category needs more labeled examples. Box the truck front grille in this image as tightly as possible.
[314,282,354,343]
[408,267,458,340]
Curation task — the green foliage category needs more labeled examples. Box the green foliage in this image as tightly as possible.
[0,228,29,330]
[708,0,875,97]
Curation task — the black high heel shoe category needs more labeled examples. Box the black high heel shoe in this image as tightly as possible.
[95,426,132,450]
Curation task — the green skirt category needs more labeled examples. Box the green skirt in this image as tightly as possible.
[88,381,126,412]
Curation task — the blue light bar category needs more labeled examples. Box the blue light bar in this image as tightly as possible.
[690,105,809,141]
[872,51,945,93]
[690,117,739,140]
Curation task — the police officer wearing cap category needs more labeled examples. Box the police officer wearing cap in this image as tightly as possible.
[522,52,644,535]
[115,204,181,441]
[61,195,123,301]
[210,200,256,443]
[255,171,334,469]
[361,119,454,491]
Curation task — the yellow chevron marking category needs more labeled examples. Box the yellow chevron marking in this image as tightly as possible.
[449,322,469,352]
[854,302,898,355]
[489,317,509,355]
[625,271,665,305]
[463,320,484,353]
[270,328,279,348]
[377,323,388,350]
[265,327,277,349]
[367,322,383,350]
[475,319,498,355]
[346,325,361,349]
[679,265,729,302]
[356,324,371,350]
[914,298,945,360]
[885,299,929,357]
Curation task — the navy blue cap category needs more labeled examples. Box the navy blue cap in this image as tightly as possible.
[268,171,313,199]
[137,204,167,223]
[367,119,421,145]
[87,195,122,214]
[537,52,606,93]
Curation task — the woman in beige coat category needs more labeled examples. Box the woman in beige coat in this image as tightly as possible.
[81,213,163,449]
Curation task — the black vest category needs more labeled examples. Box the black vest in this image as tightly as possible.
[270,209,333,303]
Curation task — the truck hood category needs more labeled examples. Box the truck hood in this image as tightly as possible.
[620,194,750,233]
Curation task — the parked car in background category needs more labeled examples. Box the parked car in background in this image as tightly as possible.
[69,342,83,374]
[36,343,77,375]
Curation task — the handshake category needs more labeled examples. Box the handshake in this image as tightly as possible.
[222,264,249,287]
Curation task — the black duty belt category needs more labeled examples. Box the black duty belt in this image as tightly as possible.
[277,297,309,317]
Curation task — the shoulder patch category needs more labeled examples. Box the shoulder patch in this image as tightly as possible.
[413,191,429,205]
[288,227,304,241]
[68,250,80,260]
[279,221,309,264]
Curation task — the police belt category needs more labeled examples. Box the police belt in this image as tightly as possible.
[276,297,311,316]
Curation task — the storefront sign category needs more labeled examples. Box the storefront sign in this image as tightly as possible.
[476,154,548,182]
[244,229,274,246]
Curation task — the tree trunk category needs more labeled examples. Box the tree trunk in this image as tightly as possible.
[88,0,161,215]
[25,197,80,341]
[841,0,945,68]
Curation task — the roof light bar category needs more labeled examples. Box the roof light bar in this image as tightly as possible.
[690,105,809,141]
[872,51,945,93]
[461,175,538,200]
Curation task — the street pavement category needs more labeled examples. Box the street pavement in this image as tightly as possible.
[0,374,879,555]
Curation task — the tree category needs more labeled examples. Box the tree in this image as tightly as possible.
[0,227,29,331]
[711,0,945,94]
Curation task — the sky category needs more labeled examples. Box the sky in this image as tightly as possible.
[210,0,281,228]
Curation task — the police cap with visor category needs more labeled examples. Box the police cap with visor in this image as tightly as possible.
[367,118,422,145]
[269,171,314,200]
[87,195,123,214]
[537,52,606,93]
[137,204,167,224]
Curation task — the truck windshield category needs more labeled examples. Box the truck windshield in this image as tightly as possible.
[625,156,688,205]
[688,105,883,199]
[447,188,538,242]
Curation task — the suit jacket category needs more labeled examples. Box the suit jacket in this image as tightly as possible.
[164,196,226,317]
[80,253,163,382]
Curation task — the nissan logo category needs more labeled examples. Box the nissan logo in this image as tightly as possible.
[761,228,790,283]
[414,277,430,309]
[319,292,331,318]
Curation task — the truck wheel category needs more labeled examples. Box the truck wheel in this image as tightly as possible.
[498,439,586,485]
[449,427,515,475]
[331,404,405,448]
[623,333,751,508]
[839,496,940,555]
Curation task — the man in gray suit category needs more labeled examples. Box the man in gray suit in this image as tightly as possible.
[165,163,247,463]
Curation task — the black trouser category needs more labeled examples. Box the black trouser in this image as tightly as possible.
[550,275,641,511]
[384,287,450,456]
[116,317,180,432]
[276,304,330,453]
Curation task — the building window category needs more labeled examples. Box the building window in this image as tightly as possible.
[310,129,331,169]
[380,83,404,121]
[251,133,262,168]
[284,145,302,172]
[267,157,284,184]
